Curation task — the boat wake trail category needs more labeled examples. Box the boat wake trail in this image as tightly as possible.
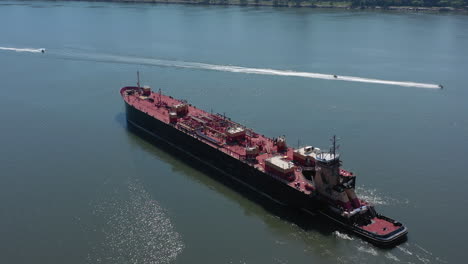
[355,186,410,206]
[333,231,354,241]
[4,46,442,89]
[0,46,44,53]
[334,241,447,264]
[59,51,441,89]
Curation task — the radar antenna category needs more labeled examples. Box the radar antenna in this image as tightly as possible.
[330,135,340,157]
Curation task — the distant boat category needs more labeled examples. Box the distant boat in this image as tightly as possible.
[333,75,338,78]
[40,49,45,53]
[438,84,443,89]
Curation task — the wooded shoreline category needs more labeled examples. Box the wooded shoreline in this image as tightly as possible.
[26,0,468,12]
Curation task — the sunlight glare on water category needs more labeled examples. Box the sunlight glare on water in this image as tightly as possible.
[88,179,184,264]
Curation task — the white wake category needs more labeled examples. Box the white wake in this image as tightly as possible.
[0,46,44,53]
[2,46,442,89]
[73,52,443,89]
[333,231,354,241]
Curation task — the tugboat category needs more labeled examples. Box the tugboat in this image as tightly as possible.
[120,74,408,246]
[308,136,407,245]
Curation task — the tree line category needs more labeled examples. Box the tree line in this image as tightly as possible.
[347,0,467,8]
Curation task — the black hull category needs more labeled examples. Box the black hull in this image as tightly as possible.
[319,208,408,247]
[125,102,319,209]
[124,101,407,246]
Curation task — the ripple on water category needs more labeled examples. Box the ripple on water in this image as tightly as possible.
[355,245,379,256]
[355,186,410,206]
[385,252,400,262]
[333,231,354,241]
[88,180,184,264]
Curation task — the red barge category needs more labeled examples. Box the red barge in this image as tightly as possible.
[120,77,408,246]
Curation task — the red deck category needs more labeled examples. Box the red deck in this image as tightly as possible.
[362,217,401,235]
[122,87,314,195]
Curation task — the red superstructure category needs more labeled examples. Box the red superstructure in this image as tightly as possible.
[120,78,408,246]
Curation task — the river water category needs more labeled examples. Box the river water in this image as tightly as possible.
[1,1,467,263]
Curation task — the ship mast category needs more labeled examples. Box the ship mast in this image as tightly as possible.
[332,135,336,157]
[330,135,340,158]
[158,88,162,105]
[137,71,141,90]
